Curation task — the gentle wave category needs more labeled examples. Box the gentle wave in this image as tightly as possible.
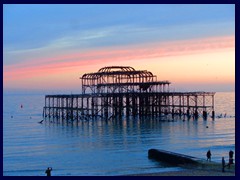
[3,92,235,176]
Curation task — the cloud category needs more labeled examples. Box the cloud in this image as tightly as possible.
[4,19,234,68]
[3,4,235,91]
[4,19,234,54]
[4,35,234,84]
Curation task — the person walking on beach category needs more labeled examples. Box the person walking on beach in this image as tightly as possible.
[222,157,225,172]
[206,150,211,161]
[45,167,52,176]
[228,150,234,168]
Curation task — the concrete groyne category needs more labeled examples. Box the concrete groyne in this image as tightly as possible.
[148,149,235,174]
[148,149,201,166]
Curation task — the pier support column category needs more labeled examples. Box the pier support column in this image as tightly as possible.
[104,97,108,119]
[164,109,168,115]
[212,111,215,119]
[203,111,207,120]
[172,108,174,118]
[194,110,198,119]
[187,109,190,119]
[126,94,130,117]
[179,109,182,116]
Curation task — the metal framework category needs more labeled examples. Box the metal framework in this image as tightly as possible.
[81,66,170,94]
[43,66,215,122]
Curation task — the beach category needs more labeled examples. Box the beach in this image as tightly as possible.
[126,163,235,176]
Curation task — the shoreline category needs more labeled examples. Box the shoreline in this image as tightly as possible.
[121,163,235,176]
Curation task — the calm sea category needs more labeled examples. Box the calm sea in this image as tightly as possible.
[3,92,235,176]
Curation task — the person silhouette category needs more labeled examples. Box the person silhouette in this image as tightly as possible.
[228,150,234,168]
[45,167,52,176]
[206,150,211,161]
[222,157,225,172]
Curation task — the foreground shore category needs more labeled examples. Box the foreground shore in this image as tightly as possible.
[123,163,235,176]
[128,169,234,176]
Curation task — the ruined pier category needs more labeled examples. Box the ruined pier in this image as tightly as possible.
[43,66,215,121]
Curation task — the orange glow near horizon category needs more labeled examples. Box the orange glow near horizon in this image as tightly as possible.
[135,50,235,83]
[3,35,235,91]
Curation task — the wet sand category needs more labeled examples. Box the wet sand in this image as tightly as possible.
[123,163,235,176]
[128,169,234,176]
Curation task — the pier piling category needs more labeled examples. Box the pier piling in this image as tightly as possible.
[43,66,215,122]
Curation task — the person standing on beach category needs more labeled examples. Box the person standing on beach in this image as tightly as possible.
[228,150,234,168]
[222,157,225,172]
[206,150,211,161]
[45,167,52,176]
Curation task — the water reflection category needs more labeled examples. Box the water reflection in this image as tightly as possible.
[43,114,234,157]
[3,92,235,175]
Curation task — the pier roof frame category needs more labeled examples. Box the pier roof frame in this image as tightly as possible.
[80,66,171,94]
[98,66,136,72]
[81,70,155,80]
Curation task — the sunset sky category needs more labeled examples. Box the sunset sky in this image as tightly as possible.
[3,4,235,93]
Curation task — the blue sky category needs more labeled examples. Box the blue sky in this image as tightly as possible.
[4,4,234,52]
[3,4,235,92]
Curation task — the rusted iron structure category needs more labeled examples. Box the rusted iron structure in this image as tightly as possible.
[43,66,215,121]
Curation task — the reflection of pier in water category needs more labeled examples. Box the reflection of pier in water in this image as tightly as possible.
[43,66,215,122]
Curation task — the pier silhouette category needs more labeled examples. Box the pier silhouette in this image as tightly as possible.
[43,66,215,122]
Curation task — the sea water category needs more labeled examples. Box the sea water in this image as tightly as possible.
[3,92,235,176]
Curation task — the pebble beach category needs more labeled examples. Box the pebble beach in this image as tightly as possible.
[126,163,235,176]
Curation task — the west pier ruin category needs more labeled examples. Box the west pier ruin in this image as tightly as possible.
[43,66,215,121]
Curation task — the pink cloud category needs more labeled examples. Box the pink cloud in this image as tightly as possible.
[4,35,234,89]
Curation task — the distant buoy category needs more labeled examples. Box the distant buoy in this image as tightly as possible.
[20,104,23,108]
[206,126,209,128]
